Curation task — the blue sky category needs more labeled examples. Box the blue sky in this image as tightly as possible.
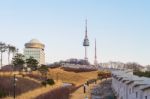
[0,0,150,65]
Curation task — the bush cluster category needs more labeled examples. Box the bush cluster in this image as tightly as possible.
[41,79,55,86]
[47,79,55,85]
[97,71,111,80]
[0,90,6,98]
[134,71,150,77]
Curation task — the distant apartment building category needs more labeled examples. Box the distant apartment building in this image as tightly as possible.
[24,39,45,65]
[100,61,125,69]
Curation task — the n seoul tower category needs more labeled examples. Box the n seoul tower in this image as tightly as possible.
[83,20,89,61]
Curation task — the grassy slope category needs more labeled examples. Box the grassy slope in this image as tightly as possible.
[0,76,42,99]
[1,68,98,99]
[48,68,98,86]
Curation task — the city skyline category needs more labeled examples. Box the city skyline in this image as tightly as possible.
[0,0,150,65]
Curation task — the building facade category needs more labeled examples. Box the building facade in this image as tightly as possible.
[112,70,150,99]
[24,39,45,65]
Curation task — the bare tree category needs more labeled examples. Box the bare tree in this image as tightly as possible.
[7,45,17,65]
[146,65,150,71]
[0,42,7,68]
[125,62,142,71]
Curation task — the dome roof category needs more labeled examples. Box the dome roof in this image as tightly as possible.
[29,39,41,44]
[25,39,45,49]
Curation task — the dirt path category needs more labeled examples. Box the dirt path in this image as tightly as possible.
[70,80,101,99]
[4,81,63,99]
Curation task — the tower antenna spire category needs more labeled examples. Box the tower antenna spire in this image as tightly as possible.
[85,19,87,37]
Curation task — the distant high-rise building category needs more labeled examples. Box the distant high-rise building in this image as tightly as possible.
[83,20,89,61]
[24,39,45,65]
[94,39,98,66]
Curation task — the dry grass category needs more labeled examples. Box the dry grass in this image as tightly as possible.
[36,86,72,99]
[48,68,98,86]
[4,81,62,99]
[0,71,19,76]
[0,68,98,99]
[0,76,42,99]
[0,68,98,86]
[0,71,62,99]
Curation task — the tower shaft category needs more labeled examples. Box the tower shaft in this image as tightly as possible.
[85,46,87,60]
[94,39,98,66]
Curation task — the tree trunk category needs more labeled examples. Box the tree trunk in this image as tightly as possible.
[0,52,2,69]
[8,51,10,65]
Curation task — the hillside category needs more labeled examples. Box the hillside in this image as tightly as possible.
[48,68,98,86]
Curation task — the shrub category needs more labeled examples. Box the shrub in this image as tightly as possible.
[133,71,150,78]
[41,81,47,86]
[47,79,55,85]
[97,71,111,79]
[0,90,6,98]
[41,79,55,86]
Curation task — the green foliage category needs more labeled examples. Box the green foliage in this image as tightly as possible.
[12,53,25,70]
[41,81,47,86]
[134,71,150,78]
[97,71,111,79]
[46,79,55,85]
[41,79,55,86]
[26,56,38,71]
[0,90,6,98]
[38,65,48,78]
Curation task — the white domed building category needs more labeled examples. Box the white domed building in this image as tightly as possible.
[24,39,45,65]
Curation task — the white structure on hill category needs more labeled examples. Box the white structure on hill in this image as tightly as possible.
[100,61,125,69]
[112,70,150,99]
[24,39,45,65]
[62,63,97,70]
